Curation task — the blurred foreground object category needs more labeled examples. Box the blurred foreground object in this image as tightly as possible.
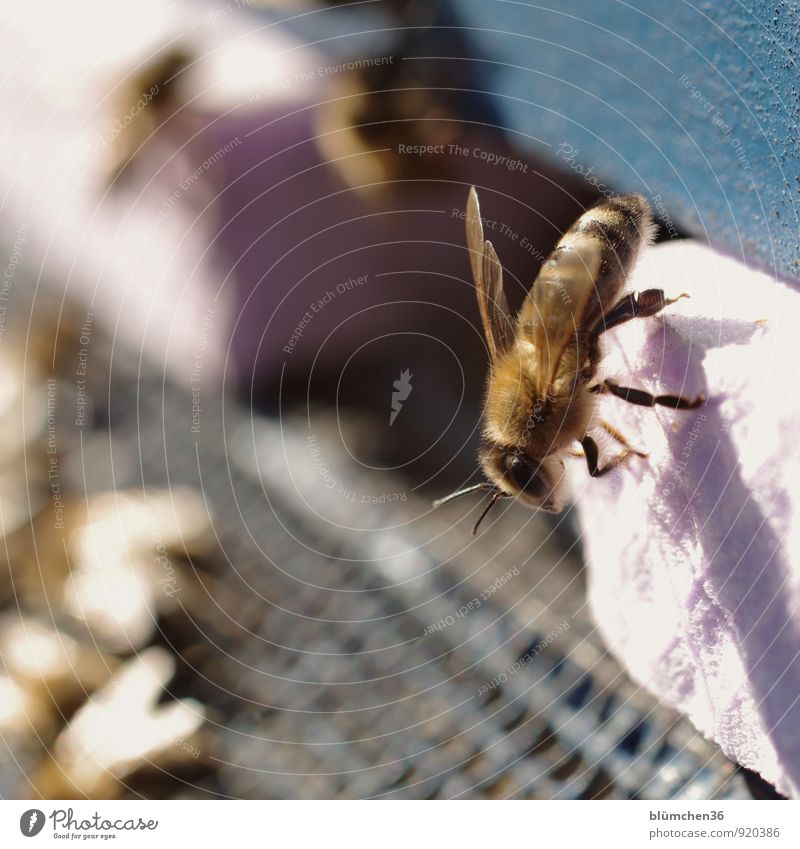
[0,302,752,799]
[572,241,800,797]
[453,0,800,284]
[31,648,206,799]
[0,618,115,741]
[0,0,593,395]
[65,489,214,651]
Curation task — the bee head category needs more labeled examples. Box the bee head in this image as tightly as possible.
[432,444,567,534]
[479,442,566,513]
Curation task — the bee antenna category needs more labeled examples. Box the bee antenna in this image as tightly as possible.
[472,489,505,535]
[432,482,494,508]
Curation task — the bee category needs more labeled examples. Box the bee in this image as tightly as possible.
[435,187,704,533]
[104,47,193,188]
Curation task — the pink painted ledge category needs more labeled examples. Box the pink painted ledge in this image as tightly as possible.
[570,241,800,797]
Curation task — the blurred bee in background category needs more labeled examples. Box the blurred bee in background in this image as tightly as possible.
[436,187,704,533]
[315,2,501,195]
[104,47,193,188]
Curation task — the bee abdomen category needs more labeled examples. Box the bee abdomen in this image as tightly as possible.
[553,194,654,311]
[568,195,653,252]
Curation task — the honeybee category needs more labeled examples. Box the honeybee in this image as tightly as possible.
[436,187,704,533]
[104,47,193,188]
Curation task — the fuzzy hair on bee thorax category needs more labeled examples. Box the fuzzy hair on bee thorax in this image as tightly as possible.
[482,194,654,461]
[482,341,594,460]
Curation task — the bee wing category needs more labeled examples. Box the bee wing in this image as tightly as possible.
[466,187,512,361]
[528,241,602,395]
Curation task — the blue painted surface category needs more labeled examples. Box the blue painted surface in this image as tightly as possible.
[451,0,800,282]
[261,0,800,282]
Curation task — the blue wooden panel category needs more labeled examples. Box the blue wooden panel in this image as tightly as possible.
[451,0,800,282]
[255,0,800,281]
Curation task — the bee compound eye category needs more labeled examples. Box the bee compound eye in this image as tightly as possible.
[505,453,550,499]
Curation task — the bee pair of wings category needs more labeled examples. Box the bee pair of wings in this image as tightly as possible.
[466,187,601,394]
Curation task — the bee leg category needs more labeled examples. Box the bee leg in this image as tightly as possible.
[596,289,689,334]
[600,380,705,410]
[472,490,505,535]
[581,435,641,478]
[598,420,648,457]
